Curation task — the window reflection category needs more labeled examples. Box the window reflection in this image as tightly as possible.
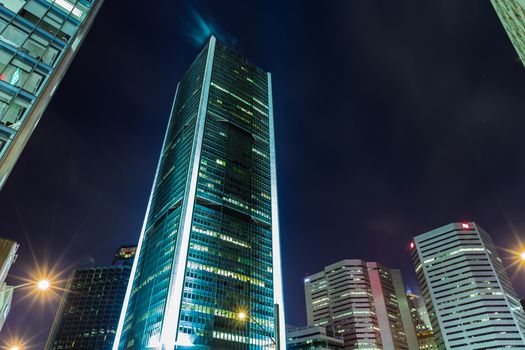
[0,0,89,132]
[0,92,29,130]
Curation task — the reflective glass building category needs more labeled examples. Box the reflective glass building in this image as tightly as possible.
[45,245,136,350]
[114,36,285,350]
[0,0,103,189]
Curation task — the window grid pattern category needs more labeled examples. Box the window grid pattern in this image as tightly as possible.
[118,39,280,349]
[0,0,93,160]
[118,42,210,349]
[47,266,130,350]
[305,260,384,350]
[412,222,525,350]
[179,41,275,349]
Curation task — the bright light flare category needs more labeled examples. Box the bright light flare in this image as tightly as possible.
[10,346,20,350]
[238,312,246,320]
[500,235,525,278]
[37,279,50,291]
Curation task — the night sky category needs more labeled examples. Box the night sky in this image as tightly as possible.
[1,0,525,347]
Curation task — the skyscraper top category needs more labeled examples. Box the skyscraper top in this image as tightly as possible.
[112,245,137,267]
[114,36,285,349]
[411,222,525,349]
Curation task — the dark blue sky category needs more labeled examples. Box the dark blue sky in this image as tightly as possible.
[1,0,525,347]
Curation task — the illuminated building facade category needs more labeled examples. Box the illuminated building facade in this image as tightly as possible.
[411,222,525,349]
[114,36,285,349]
[0,237,18,331]
[304,259,415,349]
[286,326,344,350]
[405,293,436,350]
[45,246,135,350]
[112,245,137,267]
[0,0,104,189]
[491,0,525,68]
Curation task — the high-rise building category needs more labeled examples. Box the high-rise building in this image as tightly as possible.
[0,237,18,332]
[112,245,137,267]
[411,222,525,349]
[405,293,431,336]
[391,271,419,350]
[491,0,525,68]
[406,293,436,350]
[114,36,285,350]
[45,245,136,350]
[304,259,417,349]
[0,0,104,189]
[287,326,344,350]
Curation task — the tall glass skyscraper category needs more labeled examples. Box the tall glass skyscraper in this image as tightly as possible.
[0,0,103,189]
[114,36,285,350]
[411,222,525,349]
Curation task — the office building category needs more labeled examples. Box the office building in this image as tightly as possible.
[406,293,436,350]
[304,259,416,349]
[405,293,431,336]
[0,0,104,189]
[45,245,136,349]
[411,222,525,349]
[112,245,137,267]
[491,0,525,68]
[390,271,419,350]
[287,326,344,350]
[0,237,18,332]
[114,36,285,349]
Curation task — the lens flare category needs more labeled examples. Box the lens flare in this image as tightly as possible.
[499,234,525,279]
[37,279,50,291]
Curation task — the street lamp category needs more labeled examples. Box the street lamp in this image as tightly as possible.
[37,279,50,291]
[0,278,52,295]
[237,311,276,346]
[10,346,21,350]
[520,252,525,261]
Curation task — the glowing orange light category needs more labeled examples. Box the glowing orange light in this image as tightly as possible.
[37,279,50,291]
[238,312,246,320]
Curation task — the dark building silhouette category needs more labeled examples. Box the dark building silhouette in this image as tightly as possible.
[45,245,136,350]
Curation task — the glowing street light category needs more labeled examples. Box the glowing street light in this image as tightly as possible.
[520,252,525,261]
[37,279,50,291]
[10,346,21,350]
[237,310,276,346]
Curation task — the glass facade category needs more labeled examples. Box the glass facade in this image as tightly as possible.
[286,326,344,350]
[114,36,285,350]
[45,265,131,350]
[0,0,103,189]
[491,0,525,68]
